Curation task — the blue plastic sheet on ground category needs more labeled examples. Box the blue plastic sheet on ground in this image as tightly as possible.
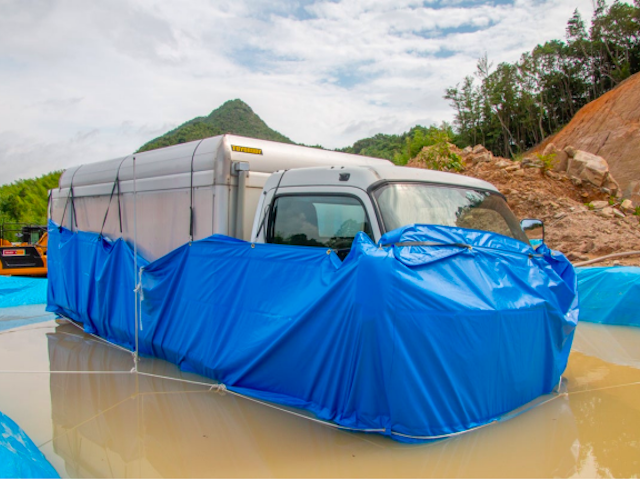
[0,304,55,332]
[0,276,48,308]
[0,410,59,478]
[577,266,640,327]
[46,220,578,442]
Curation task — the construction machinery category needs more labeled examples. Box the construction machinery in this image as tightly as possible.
[0,223,48,276]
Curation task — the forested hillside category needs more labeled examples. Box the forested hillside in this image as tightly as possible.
[338,124,458,165]
[445,0,640,158]
[0,171,61,237]
[138,99,294,152]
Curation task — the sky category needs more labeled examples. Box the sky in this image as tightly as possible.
[0,0,598,184]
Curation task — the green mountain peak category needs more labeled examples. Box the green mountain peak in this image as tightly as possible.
[138,99,294,152]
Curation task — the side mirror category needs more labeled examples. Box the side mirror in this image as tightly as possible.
[520,219,545,247]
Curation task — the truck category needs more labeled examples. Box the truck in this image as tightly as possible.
[47,134,577,442]
[50,134,532,259]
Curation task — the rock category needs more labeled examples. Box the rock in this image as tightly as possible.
[581,192,589,198]
[542,143,569,172]
[513,169,525,177]
[566,150,611,187]
[472,145,488,155]
[472,152,492,164]
[462,146,473,156]
[590,200,610,209]
[596,207,615,218]
[545,170,560,180]
[549,201,560,209]
[554,212,567,220]
[602,173,620,196]
[613,209,626,218]
[542,143,556,157]
[621,198,635,213]
[495,160,511,169]
[564,145,577,158]
[505,165,520,172]
[613,260,621,266]
[571,176,583,186]
[522,157,543,168]
[577,151,609,186]
[554,151,569,172]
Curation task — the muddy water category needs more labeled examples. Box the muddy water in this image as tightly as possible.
[0,320,639,478]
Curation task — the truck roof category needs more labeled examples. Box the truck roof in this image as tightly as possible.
[58,134,392,190]
[270,164,501,194]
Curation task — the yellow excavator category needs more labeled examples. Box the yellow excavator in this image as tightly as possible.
[0,223,48,276]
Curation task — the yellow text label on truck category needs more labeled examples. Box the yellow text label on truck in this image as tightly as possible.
[2,249,26,256]
[231,145,263,155]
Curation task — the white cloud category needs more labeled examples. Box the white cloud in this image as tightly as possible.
[0,0,597,184]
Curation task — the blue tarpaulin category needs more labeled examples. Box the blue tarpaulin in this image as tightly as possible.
[576,266,640,327]
[0,410,59,478]
[46,221,578,442]
[0,276,47,308]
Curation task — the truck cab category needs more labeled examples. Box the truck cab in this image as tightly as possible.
[252,164,529,257]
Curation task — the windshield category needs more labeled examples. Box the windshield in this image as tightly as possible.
[373,183,529,243]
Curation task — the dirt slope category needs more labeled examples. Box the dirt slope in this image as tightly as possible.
[534,72,640,201]
[409,146,640,266]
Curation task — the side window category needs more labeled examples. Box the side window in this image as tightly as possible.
[268,195,372,249]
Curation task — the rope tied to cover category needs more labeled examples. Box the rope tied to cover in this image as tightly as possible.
[59,166,81,232]
[99,157,128,238]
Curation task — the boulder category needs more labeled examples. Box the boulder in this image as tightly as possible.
[596,207,615,218]
[621,198,635,213]
[472,144,488,155]
[566,150,610,187]
[543,143,569,172]
[590,200,610,210]
[564,145,577,158]
[472,152,492,164]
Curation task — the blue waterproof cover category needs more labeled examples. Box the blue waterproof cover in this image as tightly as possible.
[46,221,578,442]
[0,276,47,308]
[0,410,59,478]
[577,266,640,327]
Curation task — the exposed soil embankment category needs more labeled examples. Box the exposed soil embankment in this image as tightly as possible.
[533,72,640,202]
[409,145,640,266]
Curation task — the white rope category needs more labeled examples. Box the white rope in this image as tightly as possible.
[225,389,387,433]
[0,370,133,374]
[20,318,584,440]
[136,371,225,391]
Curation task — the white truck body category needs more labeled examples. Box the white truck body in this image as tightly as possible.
[51,134,518,261]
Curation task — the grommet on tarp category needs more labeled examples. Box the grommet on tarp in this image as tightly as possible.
[251,243,255,248]
[326,249,332,255]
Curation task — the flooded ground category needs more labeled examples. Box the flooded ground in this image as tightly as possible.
[0,316,638,478]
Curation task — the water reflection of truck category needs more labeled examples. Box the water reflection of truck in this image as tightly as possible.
[50,134,533,259]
